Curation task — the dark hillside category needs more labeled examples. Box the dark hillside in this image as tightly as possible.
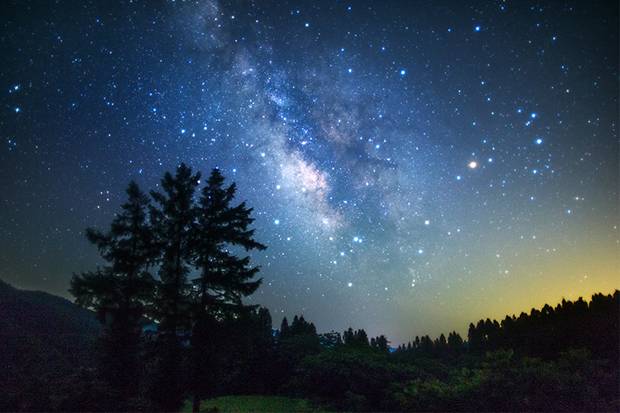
[0,279,100,410]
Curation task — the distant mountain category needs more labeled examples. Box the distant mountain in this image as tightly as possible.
[0,278,100,338]
[0,279,101,410]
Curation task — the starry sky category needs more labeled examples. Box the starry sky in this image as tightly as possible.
[1,0,618,344]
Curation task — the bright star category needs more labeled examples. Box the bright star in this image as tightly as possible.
[468,161,478,169]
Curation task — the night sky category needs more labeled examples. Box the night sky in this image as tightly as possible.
[1,0,618,343]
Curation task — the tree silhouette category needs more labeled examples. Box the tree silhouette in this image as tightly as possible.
[188,168,266,412]
[61,164,618,412]
[343,328,369,347]
[70,181,156,410]
[462,291,620,360]
[280,317,290,337]
[447,331,464,355]
[148,163,200,411]
[319,331,343,348]
[370,335,390,353]
[275,314,322,389]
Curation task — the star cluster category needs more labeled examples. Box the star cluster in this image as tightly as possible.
[1,0,618,343]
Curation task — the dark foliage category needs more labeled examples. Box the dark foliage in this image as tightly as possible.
[188,168,266,412]
[273,315,323,392]
[147,163,201,411]
[70,181,156,410]
[3,279,618,412]
[2,165,618,412]
[466,292,620,360]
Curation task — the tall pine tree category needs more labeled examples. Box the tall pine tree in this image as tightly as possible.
[70,181,156,410]
[189,168,266,412]
[149,163,200,411]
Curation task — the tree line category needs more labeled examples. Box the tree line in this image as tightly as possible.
[66,164,619,412]
[393,291,618,361]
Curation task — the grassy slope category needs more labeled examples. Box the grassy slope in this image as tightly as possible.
[182,395,328,413]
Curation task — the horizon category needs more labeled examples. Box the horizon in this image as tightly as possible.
[2,273,618,347]
[1,0,618,345]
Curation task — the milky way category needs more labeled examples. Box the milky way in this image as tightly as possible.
[1,1,618,343]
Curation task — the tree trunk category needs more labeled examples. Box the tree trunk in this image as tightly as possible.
[192,393,201,413]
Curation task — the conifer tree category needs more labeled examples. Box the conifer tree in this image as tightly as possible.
[148,163,200,411]
[280,317,290,338]
[192,168,266,311]
[188,168,266,412]
[371,335,389,352]
[70,181,156,409]
[447,331,464,354]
